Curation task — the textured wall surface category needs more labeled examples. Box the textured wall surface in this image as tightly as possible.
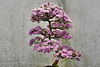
[0,0,100,67]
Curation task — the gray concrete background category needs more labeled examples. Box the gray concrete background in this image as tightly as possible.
[0,0,100,67]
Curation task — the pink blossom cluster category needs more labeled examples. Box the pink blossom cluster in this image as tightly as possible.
[29,36,44,46]
[29,26,42,35]
[47,22,73,30]
[54,46,82,61]
[29,26,72,40]
[53,30,72,40]
[33,40,62,53]
[29,26,51,37]
[32,39,82,61]
[30,3,72,23]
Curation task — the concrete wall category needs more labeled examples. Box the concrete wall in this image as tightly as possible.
[0,0,100,67]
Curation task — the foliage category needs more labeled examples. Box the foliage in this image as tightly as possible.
[29,3,82,64]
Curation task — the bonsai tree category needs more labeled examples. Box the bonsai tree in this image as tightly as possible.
[29,3,82,67]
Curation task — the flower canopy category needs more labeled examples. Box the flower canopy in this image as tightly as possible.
[29,3,82,62]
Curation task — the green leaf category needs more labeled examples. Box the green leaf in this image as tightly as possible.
[55,64,59,67]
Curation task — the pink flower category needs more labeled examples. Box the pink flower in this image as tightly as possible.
[59,50,62,53]
[47,30,51,34]
[56,57,60,60]
[61,53,67,57]
[62,48,67,53]
[69,56,72,59]
[33,44,41,52]
[67,51,73,55]
[53,45,59,51]
[29,39,35,46]
[50,45,54,48]
[56,41,62,46]
[56,53,60,56]
[42,46,50,53]
[42,42,48,45]
[76,56,79,58]
[48,40,54,43]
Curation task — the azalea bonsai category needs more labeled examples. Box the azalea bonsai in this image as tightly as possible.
[29,3,82,67]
